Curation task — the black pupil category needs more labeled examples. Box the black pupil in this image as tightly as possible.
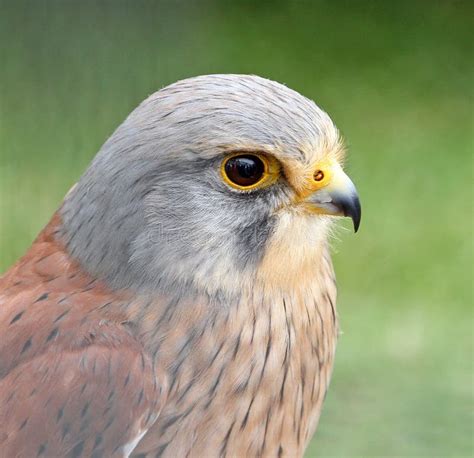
[225,155,265,187]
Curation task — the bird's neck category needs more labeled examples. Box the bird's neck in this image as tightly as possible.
[125,260,339,457]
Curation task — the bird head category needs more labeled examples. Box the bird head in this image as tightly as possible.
[62,75,360,299]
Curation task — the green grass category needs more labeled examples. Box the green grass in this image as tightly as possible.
[0,1,472,456]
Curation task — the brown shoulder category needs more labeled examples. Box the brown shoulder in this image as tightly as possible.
[0,212,132,377]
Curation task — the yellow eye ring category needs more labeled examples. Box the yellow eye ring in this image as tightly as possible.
[221,152,280,191]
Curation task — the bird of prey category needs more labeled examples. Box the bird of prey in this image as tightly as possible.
[0,75,361,457]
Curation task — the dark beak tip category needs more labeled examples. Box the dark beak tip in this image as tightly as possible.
[352,199,361,233]
[340,194,361,233]
[353,216,361,233]
[320,189,361,233]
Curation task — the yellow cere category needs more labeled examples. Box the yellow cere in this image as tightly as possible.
[291,158,336,200]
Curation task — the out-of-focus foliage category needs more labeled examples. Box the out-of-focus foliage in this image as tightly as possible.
[0,1,472,456]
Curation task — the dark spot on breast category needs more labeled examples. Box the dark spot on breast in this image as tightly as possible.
[137,388,144,405]
[35,292,49,302]
[154,441,170,457]
[176,379,194,404]
[80,402,90,418]
[57,407,64,422]
[232,333,241,360]
[240,396,255,430]
[220,419,235,457]
[46,327,59,342]
[208,341,225,368]
[81,283,96,293]
[20,418,28,430]
[21,338,32,354]
[69,440,84,458]
[104,416,114,431]
[37,443,47,456]
[159,414,182,433]
[93,434,103,449]
[10,311,24,325]
[123,372,131,387]
[37,254,52,263]
[250,314,256,344]
[54,309,70,323]
[62,422,71,439]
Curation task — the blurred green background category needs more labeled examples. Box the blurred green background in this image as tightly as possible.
[0,1,472,456]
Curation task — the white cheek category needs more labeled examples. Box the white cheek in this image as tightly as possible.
[274,210,331,253]
[255,210,333,291]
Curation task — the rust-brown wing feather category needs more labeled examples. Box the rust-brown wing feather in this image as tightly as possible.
[0,216,166,457]
[0,330,164,457]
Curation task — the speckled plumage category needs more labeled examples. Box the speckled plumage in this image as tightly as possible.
[0,75,360,457]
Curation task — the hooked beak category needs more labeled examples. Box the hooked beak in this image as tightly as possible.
[302,165,361,232]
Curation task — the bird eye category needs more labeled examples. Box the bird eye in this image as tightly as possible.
[222,154,267,189]
[314,170,325,182]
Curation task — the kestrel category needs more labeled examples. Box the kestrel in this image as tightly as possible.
[0,75,361,457]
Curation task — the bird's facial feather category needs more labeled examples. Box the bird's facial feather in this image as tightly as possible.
[61,74,358,299]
